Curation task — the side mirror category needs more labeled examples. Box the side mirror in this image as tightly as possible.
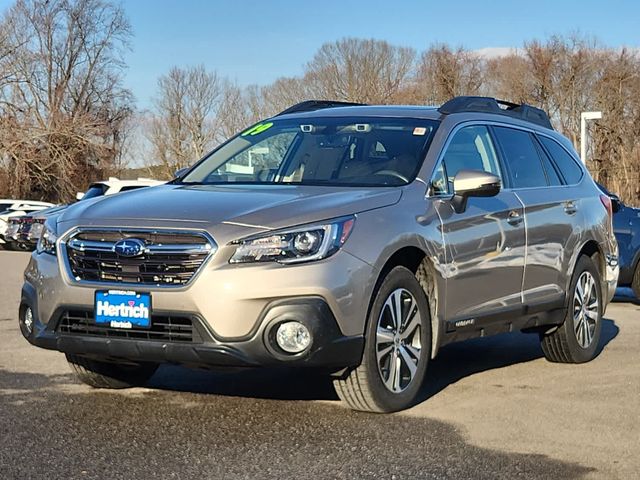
[174,167,189,179]
[609,194,621,213]
[451,169,501,213]
[75,192,85,201]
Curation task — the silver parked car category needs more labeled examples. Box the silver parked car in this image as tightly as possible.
[20,97,619,412]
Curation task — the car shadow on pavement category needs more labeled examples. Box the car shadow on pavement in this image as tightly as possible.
[149,363,340,400]
[0,368,595,480]
[146,319,619,406]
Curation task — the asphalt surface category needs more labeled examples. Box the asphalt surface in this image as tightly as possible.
[0,250,638,479]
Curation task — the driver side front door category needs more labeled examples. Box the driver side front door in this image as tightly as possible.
[431,125,526,329]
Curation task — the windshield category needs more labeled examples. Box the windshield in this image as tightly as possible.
[181,117,439,187]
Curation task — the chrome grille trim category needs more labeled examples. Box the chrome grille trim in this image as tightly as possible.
[60,227,217,288]
[67,238,213,255]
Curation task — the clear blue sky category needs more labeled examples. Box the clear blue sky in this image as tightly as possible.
[2,0,639,108]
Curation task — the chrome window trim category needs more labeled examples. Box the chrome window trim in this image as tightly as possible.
[59,227,218,290]
[425,120,585,198]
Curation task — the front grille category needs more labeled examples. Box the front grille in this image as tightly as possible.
[64,229,215,286]
[58,310,202,343]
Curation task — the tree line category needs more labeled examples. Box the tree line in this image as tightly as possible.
[1,0,639,205]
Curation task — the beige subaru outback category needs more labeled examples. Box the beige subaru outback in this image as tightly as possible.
[20,97,619,412]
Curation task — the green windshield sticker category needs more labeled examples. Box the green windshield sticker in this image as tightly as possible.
[241,122,274,136]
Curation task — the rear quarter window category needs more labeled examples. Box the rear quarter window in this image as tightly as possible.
[538,136,584,185]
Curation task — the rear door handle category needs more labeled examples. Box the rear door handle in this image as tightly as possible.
[564,201,578,215]
[507,210,523,226]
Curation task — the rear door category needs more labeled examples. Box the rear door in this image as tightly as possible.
[493,127,583,309]
[431,125,526,323]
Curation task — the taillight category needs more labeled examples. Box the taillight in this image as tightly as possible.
[600,194,613,231]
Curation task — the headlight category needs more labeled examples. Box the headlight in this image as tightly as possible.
[36,222,58,255]
[6,221,19,239]
[28,220,45,241]
[230,216,355,264]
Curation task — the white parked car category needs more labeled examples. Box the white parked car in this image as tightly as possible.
[1,179,164,249]
[0,200,54,246]
[5,178,166,250]
[76,177,165,201]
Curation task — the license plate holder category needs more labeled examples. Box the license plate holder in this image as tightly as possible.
[94,290,151,329]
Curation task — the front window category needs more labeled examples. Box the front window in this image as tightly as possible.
[181,117,439,187]
[431,125,502,195]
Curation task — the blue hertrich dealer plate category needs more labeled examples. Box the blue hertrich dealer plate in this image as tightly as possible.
[95,290,151,329]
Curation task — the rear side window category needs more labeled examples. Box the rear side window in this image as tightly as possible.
[538,136,584,185]
[493,127,547,188]
[118,186,147,192]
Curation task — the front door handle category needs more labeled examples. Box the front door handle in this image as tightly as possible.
[564,201,578,215]
[507,210,523,226]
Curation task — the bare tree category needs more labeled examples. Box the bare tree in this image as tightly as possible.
[147,65,223,178]
[485,53,533,103]
[415,44,485,104]
[216,82,255,142]
[304,38,415,103]
[591,48,640,202]
[0,0,133,202]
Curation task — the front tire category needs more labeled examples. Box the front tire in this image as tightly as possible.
[540,255,602,363]
[66,354,158,389]
[334,266,431,413]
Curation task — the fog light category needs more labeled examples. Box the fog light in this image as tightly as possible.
[275,321,311,354]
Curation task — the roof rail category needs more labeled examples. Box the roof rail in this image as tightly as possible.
[438,96,553,130]
[276,100,366,117]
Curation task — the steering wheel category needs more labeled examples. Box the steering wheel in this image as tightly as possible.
[374,170,409,183]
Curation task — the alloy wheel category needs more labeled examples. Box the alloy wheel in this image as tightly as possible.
[376,288,422,393]
[573,271,599,348]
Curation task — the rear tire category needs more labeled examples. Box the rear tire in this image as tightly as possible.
[632,262,640,300]
[66,354,158,389]
[539,255,602,363]
[334,266,431,413]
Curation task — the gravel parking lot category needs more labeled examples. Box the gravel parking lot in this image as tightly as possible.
[0,250,638,479]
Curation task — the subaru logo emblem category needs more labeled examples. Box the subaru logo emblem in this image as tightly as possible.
[113,238,145,257]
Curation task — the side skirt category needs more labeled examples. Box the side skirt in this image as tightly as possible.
[440,298,566,346]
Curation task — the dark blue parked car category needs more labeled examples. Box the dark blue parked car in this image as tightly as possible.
[599,184,640,298]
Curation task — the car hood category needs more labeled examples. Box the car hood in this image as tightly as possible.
[57,183,402,242]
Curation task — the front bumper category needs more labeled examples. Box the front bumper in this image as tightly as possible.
[21,247,373,369]
[20,283,364,369]
[28,244,374,339]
